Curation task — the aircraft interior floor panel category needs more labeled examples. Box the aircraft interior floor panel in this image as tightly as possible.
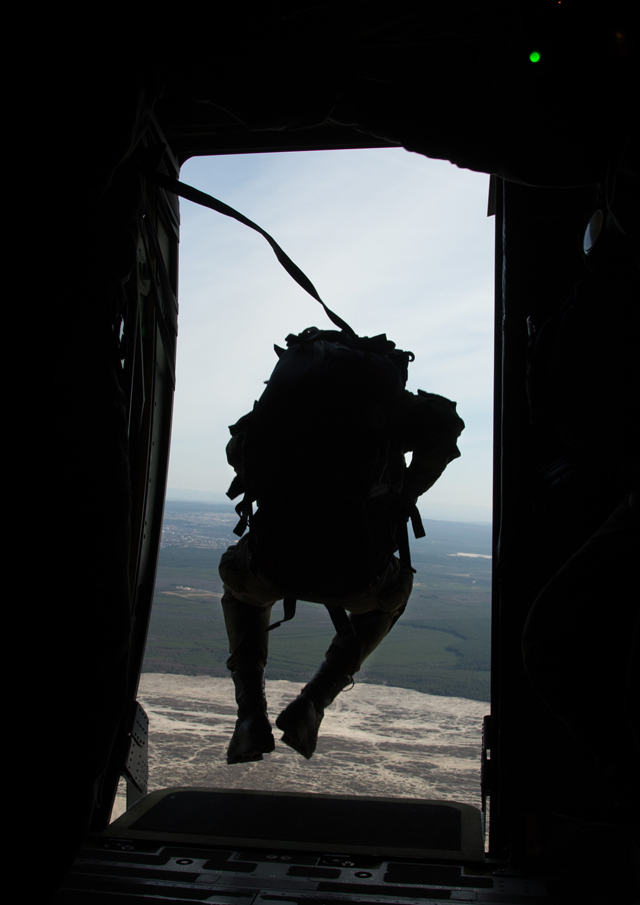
[59,840,550,904]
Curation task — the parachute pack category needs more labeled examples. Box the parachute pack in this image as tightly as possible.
[226,325,425,635]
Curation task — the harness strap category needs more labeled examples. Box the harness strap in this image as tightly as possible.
[266,597,297,632]
[410,503,426,539]
[266,599,355,639]
[397,520,414,573]
[397,504,425,574]
[325,605,356,638]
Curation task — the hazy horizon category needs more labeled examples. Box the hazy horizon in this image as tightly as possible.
[164,487,492,526]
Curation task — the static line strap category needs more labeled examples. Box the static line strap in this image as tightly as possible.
[148,166,356,338]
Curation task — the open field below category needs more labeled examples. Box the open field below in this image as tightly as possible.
[143,505,492,701]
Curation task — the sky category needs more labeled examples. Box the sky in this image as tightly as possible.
[167,148,495,523]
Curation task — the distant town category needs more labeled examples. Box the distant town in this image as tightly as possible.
[161,502,238,549]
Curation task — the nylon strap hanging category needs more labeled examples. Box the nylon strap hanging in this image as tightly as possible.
[266,597,297,632]
[410,503,426,540]
[397,504,425,574]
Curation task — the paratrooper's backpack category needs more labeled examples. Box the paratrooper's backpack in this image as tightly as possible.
[226,325,424,632]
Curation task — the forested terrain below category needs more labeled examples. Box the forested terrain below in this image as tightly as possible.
[143,502,492,701]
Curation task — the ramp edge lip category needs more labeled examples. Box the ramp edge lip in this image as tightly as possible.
[101,786,485,862]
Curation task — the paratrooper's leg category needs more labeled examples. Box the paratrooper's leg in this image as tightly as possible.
[222,585,275,764]
[277,558,413,759]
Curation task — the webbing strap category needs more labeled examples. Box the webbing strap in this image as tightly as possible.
[266,597,297,632]
[325,605,356,638]
[265,598,355,638]
[397,520,413,573]
[146,155,356,338]
[397,504,425,574]
[410,504,426,539]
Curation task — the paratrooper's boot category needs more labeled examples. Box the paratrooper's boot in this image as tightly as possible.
[276,662,352,759]
[227,668,275,764]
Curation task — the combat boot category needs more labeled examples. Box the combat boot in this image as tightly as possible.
[227,668,275,764]
[276,662,352,760]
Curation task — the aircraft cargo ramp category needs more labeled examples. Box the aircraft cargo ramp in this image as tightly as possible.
[55,787,553,904]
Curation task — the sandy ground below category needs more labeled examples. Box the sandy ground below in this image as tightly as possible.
[112,674,487,822]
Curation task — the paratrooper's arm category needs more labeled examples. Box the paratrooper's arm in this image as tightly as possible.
[398,390,465,504]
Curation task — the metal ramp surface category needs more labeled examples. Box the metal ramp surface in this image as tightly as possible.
[55,788,551,903]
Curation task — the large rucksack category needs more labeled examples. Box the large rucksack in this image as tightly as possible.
[142,158,425,614]
[226,326,421,603]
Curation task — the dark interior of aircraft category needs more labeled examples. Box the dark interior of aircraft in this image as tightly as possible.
[27,3,637,902]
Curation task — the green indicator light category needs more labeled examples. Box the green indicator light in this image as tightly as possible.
[529,50,541,63]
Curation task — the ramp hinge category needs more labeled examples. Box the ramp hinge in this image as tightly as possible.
[123,701,149,809]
